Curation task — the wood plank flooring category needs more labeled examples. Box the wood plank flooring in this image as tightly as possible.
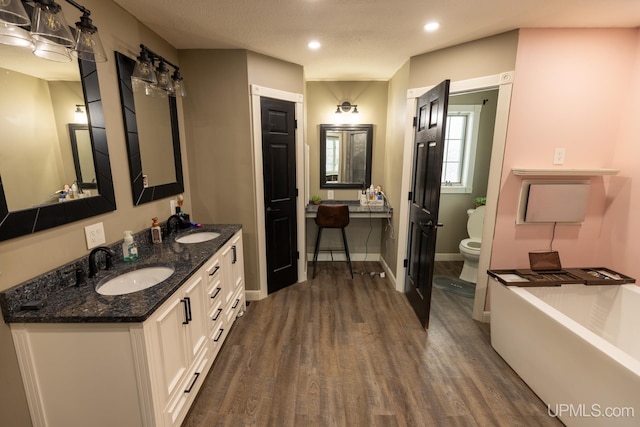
[183,261,561,426]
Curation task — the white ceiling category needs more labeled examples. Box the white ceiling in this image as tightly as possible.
[113,0,640,81]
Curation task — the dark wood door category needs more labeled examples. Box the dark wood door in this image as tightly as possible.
[261,97,298,294]
[405,80,450,329]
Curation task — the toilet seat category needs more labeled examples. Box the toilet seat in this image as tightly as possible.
[460,238,481,254]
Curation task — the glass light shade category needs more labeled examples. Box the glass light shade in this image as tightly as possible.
[73,27,106,62]
[0,0,31,26]
[132,52,157,85]
[155,61,173,92]
[33,38,71,62]
[0,22,34,48]
[173,78,186,97]
[74,105,87,123]
[30,1,74,48]
[72,14,106,62]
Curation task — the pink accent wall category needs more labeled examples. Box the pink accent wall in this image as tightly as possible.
[491,28,640,278]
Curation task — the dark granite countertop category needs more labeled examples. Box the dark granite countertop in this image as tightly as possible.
[0,224,241,324]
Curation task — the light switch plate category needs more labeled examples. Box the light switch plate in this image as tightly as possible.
[327,190,334,200]
[85,222,106,249]
[170,199,177,216]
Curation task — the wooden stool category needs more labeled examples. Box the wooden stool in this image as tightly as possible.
[312,204,353,279]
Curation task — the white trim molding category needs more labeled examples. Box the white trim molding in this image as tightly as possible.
[398,72,514,322]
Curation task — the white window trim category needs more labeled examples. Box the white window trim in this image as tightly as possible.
[441,104,482,194]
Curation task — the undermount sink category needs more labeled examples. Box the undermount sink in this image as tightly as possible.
[175,231,220,244]
[96,266,175,296]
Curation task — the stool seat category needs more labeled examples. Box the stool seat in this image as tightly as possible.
[313,204,353,279]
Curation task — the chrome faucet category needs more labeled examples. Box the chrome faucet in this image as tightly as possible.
[88,246,115,278]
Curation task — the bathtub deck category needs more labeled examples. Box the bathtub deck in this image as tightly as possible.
[183,261,562,426]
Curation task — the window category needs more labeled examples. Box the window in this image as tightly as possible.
[325,135,340,182]
[441,105,482,193]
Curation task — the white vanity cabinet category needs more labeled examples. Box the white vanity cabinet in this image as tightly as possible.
[10,231,245,427]
[142,270,210,427]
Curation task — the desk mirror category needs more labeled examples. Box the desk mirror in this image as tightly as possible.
[320,124,373,189]
[0,45,115,241]
[115,51,184,205]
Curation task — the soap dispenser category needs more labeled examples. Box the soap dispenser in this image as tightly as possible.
[122,230,139,261]
[151,217,162,244]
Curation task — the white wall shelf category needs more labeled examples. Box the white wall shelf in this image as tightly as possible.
[512,168,620,177]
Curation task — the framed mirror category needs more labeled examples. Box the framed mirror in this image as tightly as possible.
[68,124,98,190]
[115,51,184,205]
[0,48,115,242]
[320,124,373,189]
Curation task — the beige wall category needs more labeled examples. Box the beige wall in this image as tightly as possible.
[0,1,189,425]
[380,61,410,275]
[305,81,389,201]
[180,49,304,292]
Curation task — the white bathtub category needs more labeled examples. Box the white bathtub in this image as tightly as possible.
[490,280,640,427]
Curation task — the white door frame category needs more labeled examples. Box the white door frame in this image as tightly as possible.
[249,85,306,301]
[395,72,514,322]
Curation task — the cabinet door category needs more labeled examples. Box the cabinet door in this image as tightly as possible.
[221,241,235,307]
[230,232,245,290]
[149,296,191,403]
[183,274,208,360]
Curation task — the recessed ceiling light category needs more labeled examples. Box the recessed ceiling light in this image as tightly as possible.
[424,22,440,32]
[308,40,321,50]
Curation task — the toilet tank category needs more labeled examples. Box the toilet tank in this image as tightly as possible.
[467,206,485,239]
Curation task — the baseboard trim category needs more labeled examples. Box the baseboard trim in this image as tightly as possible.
[306,253,381,262]
[245,290,264,301]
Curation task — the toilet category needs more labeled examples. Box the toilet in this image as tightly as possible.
[459,205,485,283]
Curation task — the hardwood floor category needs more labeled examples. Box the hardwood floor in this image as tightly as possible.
[183,261,561,426]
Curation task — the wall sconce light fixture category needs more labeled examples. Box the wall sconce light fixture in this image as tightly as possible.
[335,101,359,114]
[132,44,186,97]
[0,0,107,63]
[73,104,86,123]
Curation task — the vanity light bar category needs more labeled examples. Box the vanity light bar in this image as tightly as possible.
[133,44,186,97]
[0,0,107,63]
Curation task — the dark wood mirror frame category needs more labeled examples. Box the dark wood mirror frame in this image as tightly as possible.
[115,51,184,206]
[0,60,116,242]
[320,124,373,189]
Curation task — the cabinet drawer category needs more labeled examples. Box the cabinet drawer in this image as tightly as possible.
[225,286,244,325]
[208,297,224,333]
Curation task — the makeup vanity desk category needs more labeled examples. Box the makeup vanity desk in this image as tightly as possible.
[305,200,392,218]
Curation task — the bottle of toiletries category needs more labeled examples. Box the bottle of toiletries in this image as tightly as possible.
[122,230,138,261]
[151,217,162,244]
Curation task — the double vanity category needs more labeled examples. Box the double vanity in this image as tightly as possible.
[0,225,245,427]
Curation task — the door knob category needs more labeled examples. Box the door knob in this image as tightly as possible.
[419,221,444,229]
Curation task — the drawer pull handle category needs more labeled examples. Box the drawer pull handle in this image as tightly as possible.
[209,266,220,276]
[211,287,221,299]
[213,328,224,342]
[184,372,200,393]
[212,308,222,321]
[232,298,240,309]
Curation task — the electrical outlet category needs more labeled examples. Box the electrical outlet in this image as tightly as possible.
[84,222,106,250]
[327,190,334,200]
[553,147,566,165]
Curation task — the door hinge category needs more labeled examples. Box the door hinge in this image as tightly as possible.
[295,188,299,197]
[404,259,408,268]
[294,119,298,129]
[408,191,412,200]
[296,251,300,259]
[412,116,417,127]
